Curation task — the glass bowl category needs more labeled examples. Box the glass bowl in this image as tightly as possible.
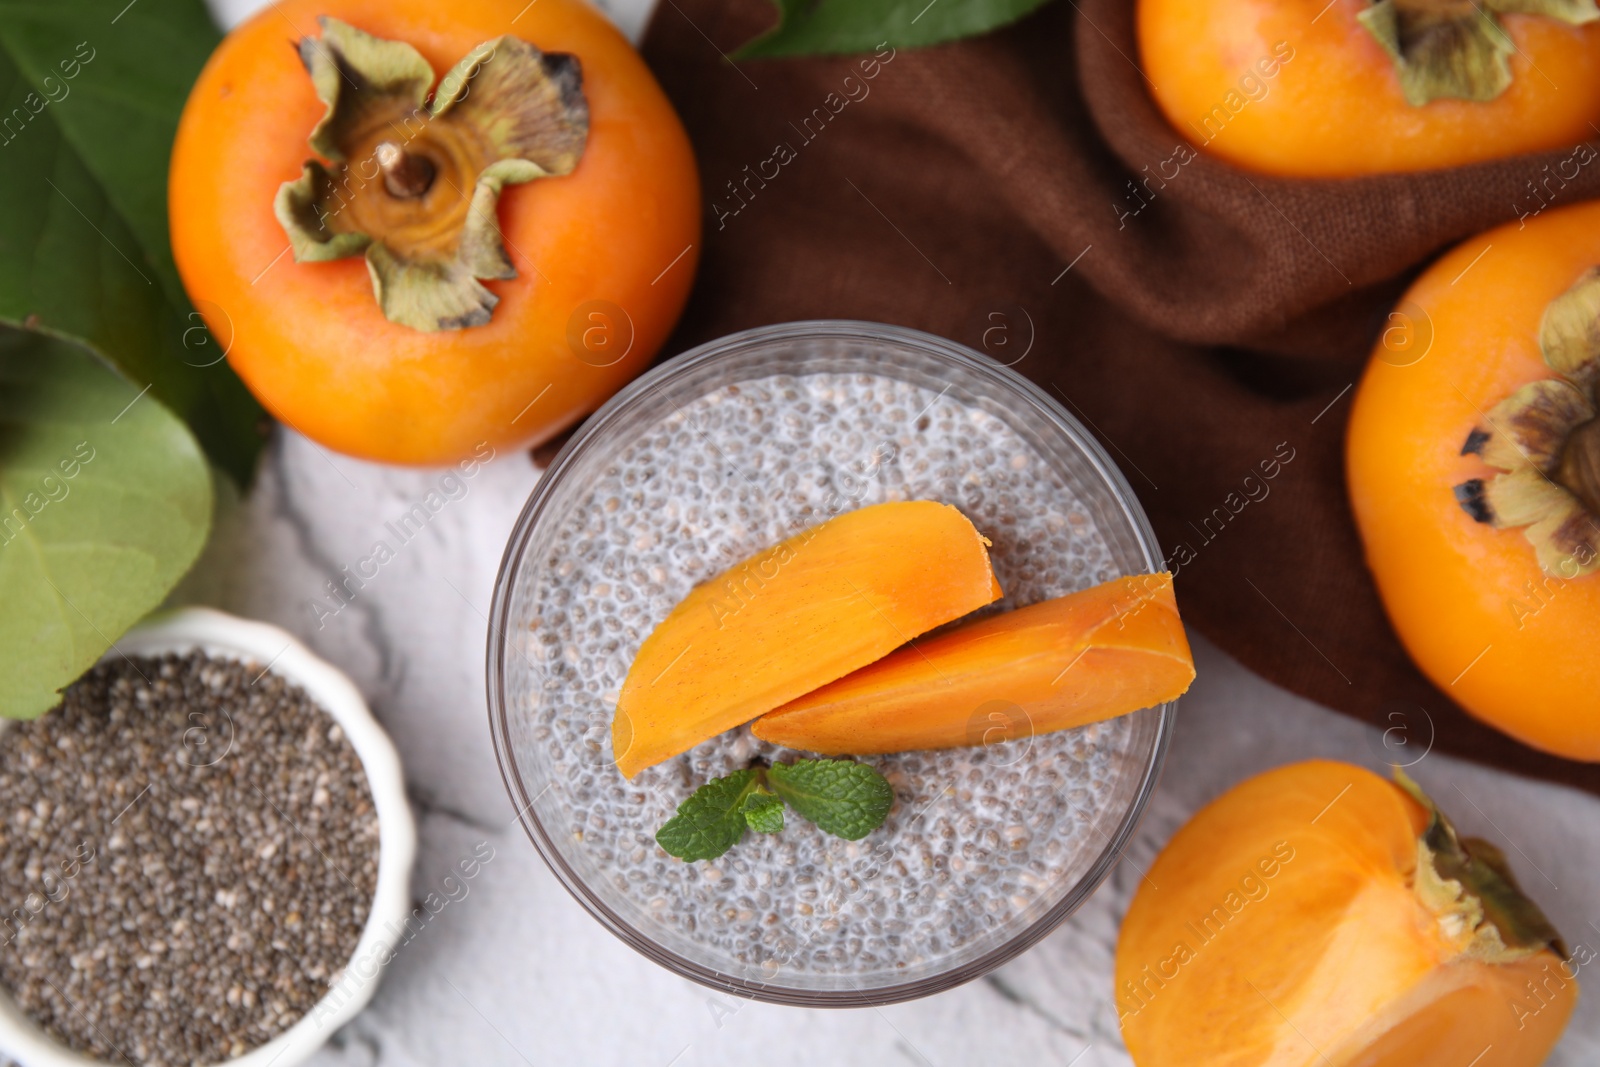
[487,321,1176,1006]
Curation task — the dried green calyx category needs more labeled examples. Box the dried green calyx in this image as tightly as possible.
[1394,770,1566,964]
[1358,0,1599,106]
[275,18,588,332]
[1455,267,1600,578]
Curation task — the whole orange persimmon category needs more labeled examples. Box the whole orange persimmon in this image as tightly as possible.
[170,0,699,464]
[1137,0,1600,177]
[1348,199,1600,761]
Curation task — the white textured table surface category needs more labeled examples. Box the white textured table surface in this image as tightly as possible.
[177,3,1600,1064]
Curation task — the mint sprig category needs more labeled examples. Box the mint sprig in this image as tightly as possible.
[654,769,762,862]
[655,759,892,861]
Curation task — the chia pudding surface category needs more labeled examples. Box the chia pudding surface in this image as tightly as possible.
[508,370,1151,986]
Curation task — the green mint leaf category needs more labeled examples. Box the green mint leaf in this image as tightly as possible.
[768,759,893,841]
[742,789,785,834]
[656,769,761,861]
[737,0,1051,59]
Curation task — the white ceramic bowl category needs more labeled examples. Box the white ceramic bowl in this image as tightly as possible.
[0,607,416,1067]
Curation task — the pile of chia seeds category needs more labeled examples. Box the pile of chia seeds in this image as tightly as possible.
[0,651,379,1065]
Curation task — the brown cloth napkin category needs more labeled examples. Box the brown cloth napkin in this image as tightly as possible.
[637,0,1600,795]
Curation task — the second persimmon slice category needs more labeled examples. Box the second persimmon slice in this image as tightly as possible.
[751,573,1193,755]
[613,501,1003,777]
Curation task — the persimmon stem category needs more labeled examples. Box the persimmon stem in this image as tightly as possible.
[375,141,436,199]
[1556,418,1600,518]
[275,22,589,331]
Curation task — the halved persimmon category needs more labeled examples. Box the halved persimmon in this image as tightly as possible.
[1138,0,1600,177]
[752,573,1193,755]
[1347,199,1600,760]
[170,0,699,464]
[1118,760,1576,1067]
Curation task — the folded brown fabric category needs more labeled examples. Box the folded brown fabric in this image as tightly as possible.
[638,0,1600,794]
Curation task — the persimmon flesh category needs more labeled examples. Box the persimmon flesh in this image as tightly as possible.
[170,0,700,464]
[1347,199,1600,760]
[1137,0,1600,177]
[612,502,1003,778]
[1117,760,1576,1067]
[752,572,1193,755]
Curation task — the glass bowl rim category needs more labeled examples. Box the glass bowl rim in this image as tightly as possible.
[485,318,1176,1007]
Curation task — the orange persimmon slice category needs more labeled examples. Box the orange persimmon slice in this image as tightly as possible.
[1117,760,1577,1067]
[750,572,1193,755]
[612,501,1002,778]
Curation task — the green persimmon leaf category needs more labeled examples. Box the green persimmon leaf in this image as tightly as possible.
[0,330,212,719]
[0,0,265,484]
[768,759,893,840]
[736,0,1052,58]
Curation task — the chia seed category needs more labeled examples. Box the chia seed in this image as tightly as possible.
[0,652,379,1065]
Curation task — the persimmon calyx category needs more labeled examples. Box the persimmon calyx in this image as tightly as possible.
[1394,770,1567,964]
[1358,0,1599,106]
[1456,267,1600,577]
[273,18,588,332]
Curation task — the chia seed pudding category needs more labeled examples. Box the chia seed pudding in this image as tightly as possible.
[0,652,379,1065]
[504,364,1158,988]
